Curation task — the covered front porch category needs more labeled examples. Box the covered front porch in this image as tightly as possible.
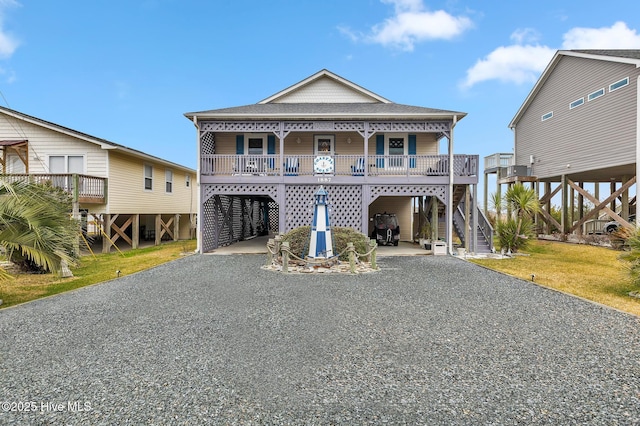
[201,153,478,180]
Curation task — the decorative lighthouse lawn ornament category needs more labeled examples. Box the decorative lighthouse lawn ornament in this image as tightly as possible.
[308,186,334,259]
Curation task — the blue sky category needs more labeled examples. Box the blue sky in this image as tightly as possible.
[1,0,640,173]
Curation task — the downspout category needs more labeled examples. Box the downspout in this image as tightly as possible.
[448,115,457,255]
[193,115,202,254]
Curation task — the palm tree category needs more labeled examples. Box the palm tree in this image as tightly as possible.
[505,183,540,237]
[493,184,540,253]
[0,179,79,278]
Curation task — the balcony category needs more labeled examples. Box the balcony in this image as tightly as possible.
[201,154,478,181]
[484,153,514,172]
[0,174,107,204]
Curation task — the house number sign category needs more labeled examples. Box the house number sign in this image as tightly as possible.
[313,156,334,174]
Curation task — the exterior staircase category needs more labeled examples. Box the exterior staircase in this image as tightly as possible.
[429,185,493,254]
[453,193,493,254]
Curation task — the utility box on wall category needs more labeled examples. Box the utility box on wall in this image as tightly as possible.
[433,241,447,256]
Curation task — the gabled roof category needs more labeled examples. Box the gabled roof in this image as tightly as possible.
[0,106,195,173]
[185,69,466,121]
[258,69,391,104]
[509,49,640,128]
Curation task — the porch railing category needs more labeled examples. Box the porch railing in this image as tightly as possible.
[201,154,478,177]
[484,153,514,170]
[0,174,107,204]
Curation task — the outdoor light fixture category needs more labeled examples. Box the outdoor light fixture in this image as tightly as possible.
[116,270,121,278]
[296,137,301,144]
[531,273,535,282]
[346,137,351,144]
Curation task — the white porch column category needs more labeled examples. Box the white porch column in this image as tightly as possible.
[361,123,371,235]
[473,183,478,254]
[447,116,457,255]
[193,115,203,254]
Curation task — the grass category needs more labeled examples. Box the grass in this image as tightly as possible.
[470,240,640,316]
[3,238,639,317]
[0,240,196,309]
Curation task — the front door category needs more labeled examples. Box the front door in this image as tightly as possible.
[314,135,334,156]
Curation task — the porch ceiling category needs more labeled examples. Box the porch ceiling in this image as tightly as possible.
[538,163,636,183]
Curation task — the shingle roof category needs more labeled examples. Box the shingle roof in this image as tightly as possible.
[0,106,195,172]
[570,49,640,60]
[185,103,466,119]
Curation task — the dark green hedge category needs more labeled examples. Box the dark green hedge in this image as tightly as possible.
[281,226,371,261]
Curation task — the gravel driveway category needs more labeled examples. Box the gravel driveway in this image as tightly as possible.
[1,254,639,425]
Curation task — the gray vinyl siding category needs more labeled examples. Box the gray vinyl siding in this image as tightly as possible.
[515,55,638,180]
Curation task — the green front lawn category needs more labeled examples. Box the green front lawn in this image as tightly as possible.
[0,240,196,309]
[470,240,640,316]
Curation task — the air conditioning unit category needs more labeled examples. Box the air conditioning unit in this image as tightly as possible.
[507,165,530,177]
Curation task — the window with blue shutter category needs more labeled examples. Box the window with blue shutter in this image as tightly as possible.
[267,135,275,168]
[408,134,416,168]
[376,134,384,168]
[236,135,244,154]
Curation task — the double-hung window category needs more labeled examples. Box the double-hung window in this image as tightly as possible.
[388,137,405,168]
[247,138,264,155]
[144,164,153,190]
[49,155,84,190]
[165,169,173,193]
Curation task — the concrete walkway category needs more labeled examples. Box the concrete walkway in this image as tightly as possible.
[1,255,639,424]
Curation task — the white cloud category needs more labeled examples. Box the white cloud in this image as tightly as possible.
[461,44,555,88]
[510,28,540,45]
[0,0,19,59]
[343,0,473,51]
[462,21,640,88]
[562,21,640,49]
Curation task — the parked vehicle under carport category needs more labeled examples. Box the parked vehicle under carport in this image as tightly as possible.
[371,213,400,246]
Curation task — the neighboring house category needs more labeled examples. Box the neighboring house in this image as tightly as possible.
[0,106,197,252]
[485,50,639,234]
[186,69,491,254]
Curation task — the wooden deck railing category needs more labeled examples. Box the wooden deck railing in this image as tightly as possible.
[484,153,514,170]
[201,154,478,177]
[0,174,107,204]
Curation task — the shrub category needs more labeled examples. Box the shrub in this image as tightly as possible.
[281,226,371,261]
[492,184,540,253]
[494,216,535,253]
[618,227,640,286]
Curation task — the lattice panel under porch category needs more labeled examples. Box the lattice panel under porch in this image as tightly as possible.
[216,195,233,247]
[284,185,362,233]
[268,201,279,233]
[202,184,279,203]
[201,132,215,154]
[370,185,447,205]
[230,197,242,244]
[201,196,217,253]
[240,199,261,239]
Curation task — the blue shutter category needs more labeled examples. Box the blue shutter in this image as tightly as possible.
[267,135,276,168]
[236,135,244,154]
[408,134,416,168]
[376,134,384,168]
